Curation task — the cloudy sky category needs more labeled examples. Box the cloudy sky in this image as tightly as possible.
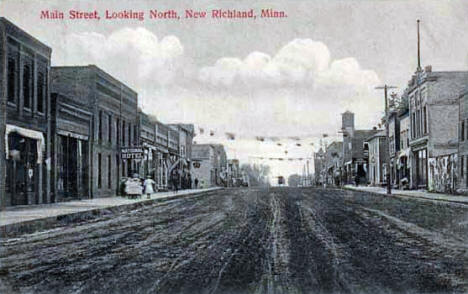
[2,0,468,181]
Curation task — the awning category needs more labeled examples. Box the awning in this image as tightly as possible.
[5,124,45,163]
[57,129,88,141]
[143,142,157,150]
[156,146,169,153]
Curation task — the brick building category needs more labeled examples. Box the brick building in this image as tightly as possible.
[397,107,410,188]
[168,123,195,189]
[341,111,379,185]
[0,20,5,206]
[51,65,139,198]
[51,92,92,201]
[0,18,52,207]
[407,66,468,192]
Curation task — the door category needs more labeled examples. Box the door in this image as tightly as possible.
[7,132,37,205]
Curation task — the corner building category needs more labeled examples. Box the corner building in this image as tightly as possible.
[0,18,52,207]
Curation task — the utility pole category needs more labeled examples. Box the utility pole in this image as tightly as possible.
[375,84,397,195]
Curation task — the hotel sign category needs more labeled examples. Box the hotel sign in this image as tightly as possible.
[121,147,145,160]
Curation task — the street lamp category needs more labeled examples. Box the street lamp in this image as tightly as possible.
[375,84,397,195]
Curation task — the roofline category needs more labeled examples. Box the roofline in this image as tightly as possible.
[1,17,52,54]
[51,65,138,96]
[365,132,386,141]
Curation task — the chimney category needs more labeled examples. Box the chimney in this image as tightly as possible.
[425,65,432,73]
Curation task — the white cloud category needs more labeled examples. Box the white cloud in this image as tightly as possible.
[59,27,184,87]
[316,57,380,87]
[198,38,379,91]
[195,38,382,133]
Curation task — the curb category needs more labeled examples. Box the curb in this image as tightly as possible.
[0,188,222,238]
[342,186,468,207]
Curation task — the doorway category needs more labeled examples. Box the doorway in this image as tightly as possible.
[6,132,38,205]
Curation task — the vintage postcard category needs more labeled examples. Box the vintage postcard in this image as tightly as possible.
[0,0,467,293]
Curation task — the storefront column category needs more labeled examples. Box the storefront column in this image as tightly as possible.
[37,161,43,204]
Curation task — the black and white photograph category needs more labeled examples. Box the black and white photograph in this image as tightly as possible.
[0,0,468,293]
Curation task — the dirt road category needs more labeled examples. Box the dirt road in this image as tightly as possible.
[1,188,467,293]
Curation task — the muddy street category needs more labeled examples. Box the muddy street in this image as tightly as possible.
[1,188,468,294]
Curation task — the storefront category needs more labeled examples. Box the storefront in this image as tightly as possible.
[56,132,89,200]
[141,143,158,180]
[415,148,428,188]
[397,148,410,188]
[5,125,45,206]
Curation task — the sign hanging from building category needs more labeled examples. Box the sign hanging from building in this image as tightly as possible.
[121,147,145,160]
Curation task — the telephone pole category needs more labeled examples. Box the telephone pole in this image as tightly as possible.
[375,84,397,195]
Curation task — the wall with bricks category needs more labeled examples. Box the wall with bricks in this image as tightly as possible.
[52,65,138,199]
[0,21,6,207]
[1,18,52,206]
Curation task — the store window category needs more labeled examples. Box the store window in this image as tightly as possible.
[108,155,112,188]
[98,153,102,189]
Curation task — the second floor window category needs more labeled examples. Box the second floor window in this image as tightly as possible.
[133,125,137,145]
[37,72,45,113]
[7,58,16,103]
[423,106,427,134]
[23,64,32,109]
[116,118,120,144]
[462,121,465,141]
[122,121,126,145]
[98,111,103,142]
[128,123,132,146]
[108,114,112,143]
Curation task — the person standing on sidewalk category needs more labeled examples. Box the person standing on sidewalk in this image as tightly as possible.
[143,176,156,199]
[171,171,179,194]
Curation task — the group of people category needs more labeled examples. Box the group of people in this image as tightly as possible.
[121,170,201,199]
[169,169,199,193]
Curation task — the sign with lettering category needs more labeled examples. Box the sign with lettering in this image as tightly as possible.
[121,147,145,160]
